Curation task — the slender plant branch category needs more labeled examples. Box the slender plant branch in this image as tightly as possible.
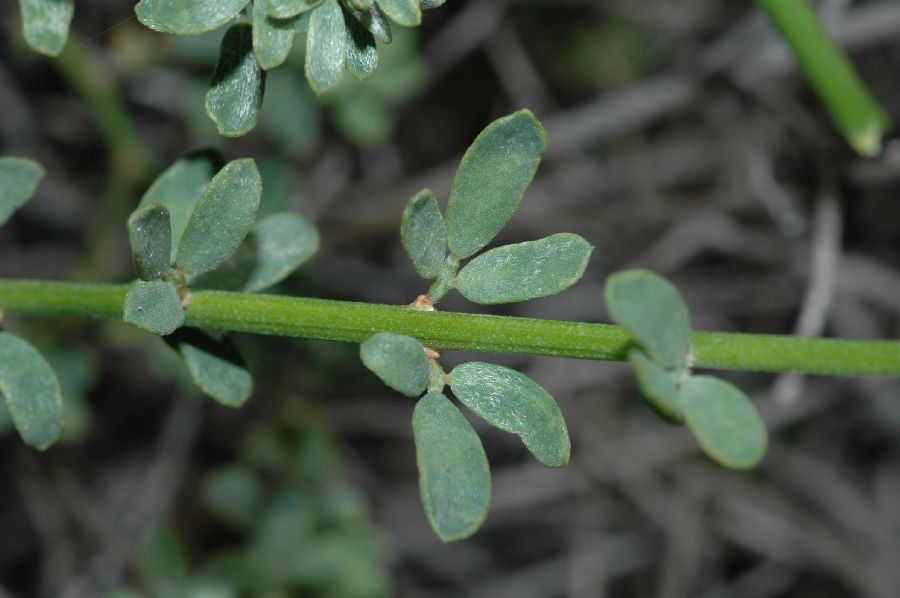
[1,279,898,377]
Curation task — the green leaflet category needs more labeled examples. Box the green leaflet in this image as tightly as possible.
[377,0,420,27]
[360,333,429,397]
[201,464,264,529]
[343,6,378,80]
[628,349,683,424]
[0,156,44,227]
[17,0,74,56]
[445,110,548,258]
[253,0,299,70]
[123,280,185,336]
[401,189,446,279]
[348,0,373,10]
[267,0,320,19]
[192,212,319,293]
[680,376,768,469]
[128,203,172,281]
[206,24,267,137]
[140,149,223,257]
[449,362,570,468]
[176,158,263,276]
[420,0,445,8]
[134,0,250,35]
[455,233,592,304]
[344,1,392,43]
[169,329,253,407]
[605,269,692,370]
[305,0,347,95]
[413,392,491,542]
[0,332,64,450]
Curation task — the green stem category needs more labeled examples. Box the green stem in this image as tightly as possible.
[757,0,891,156]
[1,279,898,377]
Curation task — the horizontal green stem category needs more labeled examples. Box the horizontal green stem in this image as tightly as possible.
[1,280,898,377]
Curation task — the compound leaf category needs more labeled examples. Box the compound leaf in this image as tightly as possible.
[305,0,347,95]
[344,7,378,80]
[17,0,74,56]
[605,269,692,370]
[445,110,547,258]
[169,329,253,407]
[413,392,491,542]
[450,362,569,467]
[0,332,64,450]
[455,233,591,304]
[135,0,249,35]
[377,0,420,27]
[123,280,185,336]
[128,203,172,281]
[680,376,767,469]
[177,158,262,276]
[345,2,391,43]
[628,349,683,424]
[360,333,429,397]
[253,0,299,70]
[267,0,320,19]
[206,23,266,137]
[0,157,44,227]
[401,189,446,279]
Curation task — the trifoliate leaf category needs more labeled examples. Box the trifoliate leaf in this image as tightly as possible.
[16,0,74,56]
[140,149,223,257]
[0,332,64,450]
[134,0,250,35]
[455,233,591,304]
[680,376,767,469]
[413,392,491,542]
[206,24,266,137]
[628,348,683,424]
[360,333,429,397]
[445,110,547,258]
[168,329,253,407]
[305,0,347,94]
[377,0,420,27]
[343,6,378,80]
[253,0,299,70]
[605,269,692,370]
[267,0,320,19]
[401,189,446,279]
[123,280,185,336]
[177,158,262,276]
[128,203,172,281]
[0,156,44,227]
[344,1,392,43]
[449,362,569,467]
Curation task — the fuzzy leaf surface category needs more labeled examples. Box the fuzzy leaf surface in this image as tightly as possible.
[360,333,429,397]
[206,24,266,137]
[413,392,491,542]
[605,269,692,369]
[305,0,347,94]
[345,2,392,43]
[343,7,378,79]
[401,189,446,279]
[253,0,298,70]
[0,332,64,450]
[17,0,74,56]
[420,0,445,7]
[0,157,44,227]
[267,0,320,19]
[377,0,420,26]
[445,110,547,258]
[123,280,185,336]
[628,348,683,424]
[450,362,569,467]
[128,203,172,281]
[134,0,249,34]
[169,329,253,407]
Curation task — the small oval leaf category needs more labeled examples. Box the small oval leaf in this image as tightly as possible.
[450,362,570,467]
[345,2,392,43]
[455,233,591,304]
[202,464,264,529]
[605,269,692,370]
[206,23,267,137]
[377,0,420,27]
[445,110,547,258]
[17,0,74,56]
[169,329,253,407]
[401,189,446,279]
[123,280,185,336]
[628,349,683,424]
[266,0,320,19]
[253,0,299,70]
[135,0,250,35]
[413,392,491,542]
[0,332,64,450]
[176,158,262,276]
[360,333,429,397]
[344,6,378,80]
[0,156,44,227]
[305,0,347,95]
[680,376,767,469]
[128,203,173,281]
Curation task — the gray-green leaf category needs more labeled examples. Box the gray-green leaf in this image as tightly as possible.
[202,464,263,529]
[169,329,253,407]
[445,110,547,258]
[128,203,172,281]
[140,149,223,257]
[420,0,445,8]
[450,362,569,467]
[680,376,767,469]
[134,0,250,35]
[206,24,266,137]
[267,0,320,19]
[345,2,392,43]
[605,269,692,370]
[17,0,74,56]
[123,280,185,336]
[0,156,44,227]
[344,7,378,80]
[253,0,298,70]
[176,158,262,276]
[377,0,420,26]
[0,332,64,450]
[401,189,446,279]
[413,392,491,542]
[360,333,429,397]
[305,0,347,95]
[455,233,591,304]
[628,348,683,424]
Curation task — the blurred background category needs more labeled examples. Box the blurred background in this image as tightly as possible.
[2,0,900,596]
